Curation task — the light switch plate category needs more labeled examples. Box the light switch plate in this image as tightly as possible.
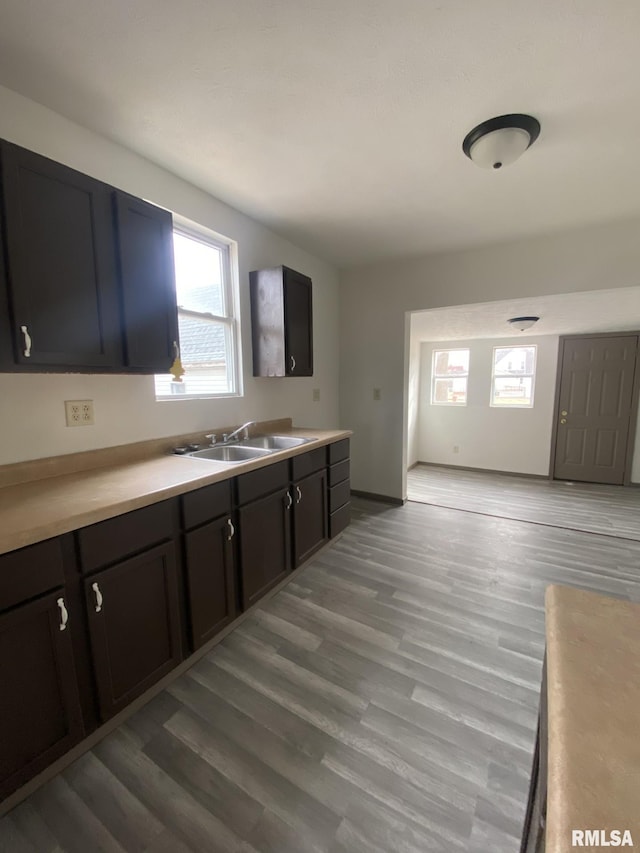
[312,388,320,402]
[65,399,95,427]
[373,388,381,401]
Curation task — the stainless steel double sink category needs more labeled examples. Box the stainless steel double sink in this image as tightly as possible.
[186,435,313,463]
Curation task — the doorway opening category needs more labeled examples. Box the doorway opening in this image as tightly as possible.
[404,288,640,513]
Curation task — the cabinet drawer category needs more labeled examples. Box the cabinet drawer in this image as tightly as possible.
[328,459,350,487]
[291,448,325,481]
[328,439,350,465]
[236,460,289,506]
[329,502,351,538]
[78,500,174,573]
[182,480,232,530]
[329,479,351,514]
[0,538,65,612]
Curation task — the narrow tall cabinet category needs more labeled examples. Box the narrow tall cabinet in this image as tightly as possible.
[249,265,313,377]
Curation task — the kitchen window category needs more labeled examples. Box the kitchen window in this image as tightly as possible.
[155,225,240,399]
[491,345,536,407]
[431,349,470,405]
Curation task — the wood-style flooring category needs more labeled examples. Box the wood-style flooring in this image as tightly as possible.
[407,463,640,540]
[2,490,640,852]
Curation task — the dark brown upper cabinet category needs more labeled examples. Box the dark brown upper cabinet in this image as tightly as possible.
[0,139,180,374]
[0,141,121,369]
[250,265,313,377]
[113,191,179,372]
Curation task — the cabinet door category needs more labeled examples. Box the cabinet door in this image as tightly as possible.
[184,516,236,650]
[0,141,121,368]
[284,267,313,376]
[293,469,328,567]
[238,487,292,610]
[113,191,179,372]
[0,590,83,799]
[250,265,312,377]
[85,543,182,721]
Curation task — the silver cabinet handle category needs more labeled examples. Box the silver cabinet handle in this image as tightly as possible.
[57,597,69,631]
[227,518,235,540]
[295,485,302,504]
[290,355,296,371]
[92,582,103,613]
[285,490,293,509]
[20,325,32,357]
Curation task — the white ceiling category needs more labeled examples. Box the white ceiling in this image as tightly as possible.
[410,286,640,342]
[1,1,640,267]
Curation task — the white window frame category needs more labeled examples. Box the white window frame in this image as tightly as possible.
[155,220,242,400]
[431,348,470,406]
[490,345,537,408]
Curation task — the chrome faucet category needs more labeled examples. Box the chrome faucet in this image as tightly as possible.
[222,421,257,444]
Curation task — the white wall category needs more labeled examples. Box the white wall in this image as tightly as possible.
[0,85,340,465]
[416,336,559,476]
[341,218,640,499]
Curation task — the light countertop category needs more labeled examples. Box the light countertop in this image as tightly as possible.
[545,584,640,851]
[0,427,351,556]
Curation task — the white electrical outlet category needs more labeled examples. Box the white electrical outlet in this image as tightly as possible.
[373,388,381,401]
[312,388,321,402]
[453,445,460,454]
[65,400,95,427]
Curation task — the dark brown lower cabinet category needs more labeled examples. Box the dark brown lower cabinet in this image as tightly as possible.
[184,515,237,650]
[292,469,328,567]
[0,442,350,801]
[238,487,292,609]
[0,590,83,799]
[327,439,351,539]
[85,543,182,721]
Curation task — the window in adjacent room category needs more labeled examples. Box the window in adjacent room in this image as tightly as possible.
[431,348,470,405]
[155,224,240,399]
[491,345,536,407]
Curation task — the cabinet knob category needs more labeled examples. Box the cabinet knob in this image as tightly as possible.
[92,581,103,613]
[560,418,567,424]
[295,485,302,504]
[57,597,69,631]
[20,325,32,358]
[290,355,296,372]
[227,518,235,541]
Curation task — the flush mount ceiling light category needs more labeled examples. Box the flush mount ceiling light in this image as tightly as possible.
[462,114,541,170]
[508,316,540,332]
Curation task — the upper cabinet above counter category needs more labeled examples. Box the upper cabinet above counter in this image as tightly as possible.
[0,140,179,374]
[250,265,313,377]
[0,138,317,380]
